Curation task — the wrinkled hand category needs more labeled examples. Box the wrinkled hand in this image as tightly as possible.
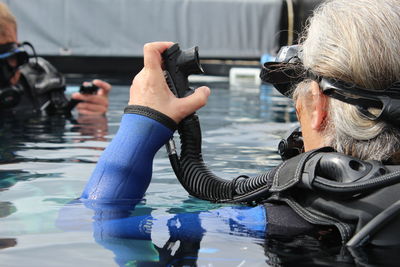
[72,79,112,115]
[129,42,210,123]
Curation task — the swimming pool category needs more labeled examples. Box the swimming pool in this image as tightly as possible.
[1,83,386,266]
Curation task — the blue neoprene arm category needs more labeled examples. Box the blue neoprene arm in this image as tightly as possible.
[80,113,173,200]
[75,109,269,264]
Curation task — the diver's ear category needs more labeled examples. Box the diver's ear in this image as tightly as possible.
[310,81,328,131]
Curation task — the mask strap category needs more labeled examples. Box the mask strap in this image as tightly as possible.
[20,41,38,65]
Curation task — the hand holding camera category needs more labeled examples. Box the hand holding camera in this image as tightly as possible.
[70,79,111,115]
[128,42,210,123]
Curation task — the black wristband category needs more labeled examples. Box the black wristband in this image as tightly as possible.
[124,105,178,131]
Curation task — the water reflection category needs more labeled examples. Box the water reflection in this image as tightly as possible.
[59,200,265,266]
[56,198,400,266]
[264,237,400,266]
[0,202,17,251]
[0,201,16,217]
[0,238,17,250]
[0,114,108,190]
[0,114,109,254]
[0,114,108,165]
[70,115,109,142]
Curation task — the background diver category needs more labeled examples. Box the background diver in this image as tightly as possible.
[0,3,111,119]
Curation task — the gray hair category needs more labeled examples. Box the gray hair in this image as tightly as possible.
[296,0,400,162]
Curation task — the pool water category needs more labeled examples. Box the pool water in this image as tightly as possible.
[0,84,392,266]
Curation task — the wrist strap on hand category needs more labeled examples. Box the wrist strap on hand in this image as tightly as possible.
[124,105,177,131]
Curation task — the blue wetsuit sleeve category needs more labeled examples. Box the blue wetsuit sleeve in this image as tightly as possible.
[80,113,173,200]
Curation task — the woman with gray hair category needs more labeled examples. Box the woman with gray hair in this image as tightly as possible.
[293,0,400,162]
[80,0,400,255]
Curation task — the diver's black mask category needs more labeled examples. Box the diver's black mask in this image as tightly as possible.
[0,42,30,86]
[0,42,34,109]
[260,45,305,97]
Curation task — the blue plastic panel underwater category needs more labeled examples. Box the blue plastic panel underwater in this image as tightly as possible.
[5,0,282,58]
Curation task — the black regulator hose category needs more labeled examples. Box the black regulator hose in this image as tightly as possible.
[163,44,275,204]
[176,114,275,203]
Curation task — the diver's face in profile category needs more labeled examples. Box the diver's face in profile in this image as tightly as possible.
[0,24,20,85]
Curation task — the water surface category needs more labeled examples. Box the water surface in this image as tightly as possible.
[0,83,330,267]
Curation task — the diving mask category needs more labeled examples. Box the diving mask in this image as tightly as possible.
[0,42,29,86]
[0,42,34,109]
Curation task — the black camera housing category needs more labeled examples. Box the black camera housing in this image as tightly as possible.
[278,126,304,161]
[0,84,24,109]
[79,83,99,95]
[162,43,204,98]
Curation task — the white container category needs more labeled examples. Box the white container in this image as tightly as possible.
[229,67,261,88]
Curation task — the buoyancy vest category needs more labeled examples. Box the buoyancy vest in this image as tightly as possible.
[262,147,400,246]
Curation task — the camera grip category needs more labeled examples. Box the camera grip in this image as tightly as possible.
[162,43,203,99]
[164,70,179,97]
[80,83,99,95]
